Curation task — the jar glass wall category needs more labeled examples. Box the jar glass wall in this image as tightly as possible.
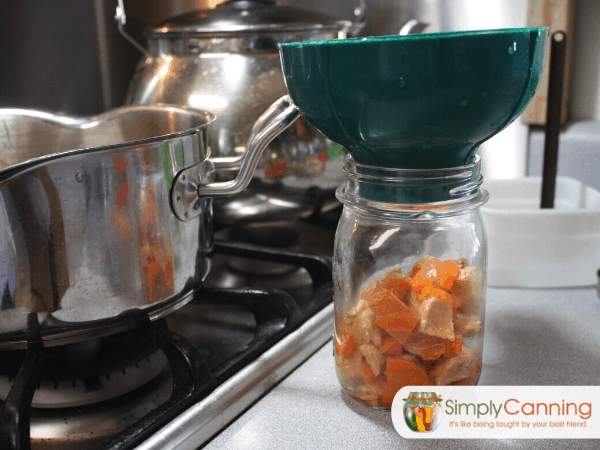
[333,155,488,409]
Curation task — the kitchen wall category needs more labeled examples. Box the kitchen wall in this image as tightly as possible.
[422,0,530,180]
[570,0,600,121]
[0,0,140,115]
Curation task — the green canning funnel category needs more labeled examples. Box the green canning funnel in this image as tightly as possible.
[279,28,548,169]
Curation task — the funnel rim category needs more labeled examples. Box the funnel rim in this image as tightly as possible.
[279,27,548,48]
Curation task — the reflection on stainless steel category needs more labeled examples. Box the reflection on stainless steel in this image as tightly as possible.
[0,106,214,348]
[124,0,353,221]
[135,303,334,450]
[212,185,318,224]
[0,99,297,348]
[398,19,429,35]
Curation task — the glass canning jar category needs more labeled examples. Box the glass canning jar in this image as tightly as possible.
[333,154,488,409]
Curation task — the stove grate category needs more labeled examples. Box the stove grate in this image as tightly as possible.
[0,240,333,450]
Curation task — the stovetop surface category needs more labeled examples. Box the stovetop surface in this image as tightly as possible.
[0,214,339,450]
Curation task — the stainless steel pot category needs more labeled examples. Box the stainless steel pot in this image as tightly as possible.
[0,96,298,349]
[121,0,366,222]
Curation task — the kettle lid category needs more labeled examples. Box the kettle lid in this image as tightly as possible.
[148,0,350,36]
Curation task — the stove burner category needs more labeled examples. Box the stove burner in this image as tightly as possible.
[218,223,301,275]
[0,331,167,408]
[28,370,173,450]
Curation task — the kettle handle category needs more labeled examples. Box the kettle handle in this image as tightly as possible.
[349,0,367,37]
[198,95,299,198]
[115,0,150,56]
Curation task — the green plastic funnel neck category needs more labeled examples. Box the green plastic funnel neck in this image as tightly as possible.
[279,27,548,169]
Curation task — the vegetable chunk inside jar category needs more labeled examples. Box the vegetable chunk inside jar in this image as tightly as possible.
[334,257,484,408]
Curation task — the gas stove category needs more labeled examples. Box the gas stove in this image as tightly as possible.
[0,217,337,450]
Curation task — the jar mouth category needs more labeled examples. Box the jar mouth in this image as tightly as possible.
[348,155,481,177]
[337,154,488,214]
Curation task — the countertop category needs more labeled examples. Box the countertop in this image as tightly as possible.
[204,287,600,449]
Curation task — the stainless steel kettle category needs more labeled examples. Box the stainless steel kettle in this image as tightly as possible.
[122,0,366,223]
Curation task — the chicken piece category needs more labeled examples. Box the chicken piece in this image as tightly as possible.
[419,286,460,310]
[430,347,478,385]
[411,256,443,275]
[404,332,445,360]
[399,352,420,365]
[406,290,421,310]
[353,307,379,346]
[453,313,483,337]
[418,297,455,341]
[451,267,481,313]
[449,364,481,385]
[347,383,385,402]
[371,326,383,348]
[359,344,383,376]
[455,258,468,269]
[342,298,368,336]
[342,311,357,337]
[336,350,363,382]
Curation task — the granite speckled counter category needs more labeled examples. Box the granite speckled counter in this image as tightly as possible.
[204,287,600,449]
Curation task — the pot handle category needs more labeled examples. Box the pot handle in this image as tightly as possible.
[198,95,299,198]
[171,96,299,221]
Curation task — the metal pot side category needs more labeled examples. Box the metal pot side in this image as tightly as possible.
[0,106,215,348]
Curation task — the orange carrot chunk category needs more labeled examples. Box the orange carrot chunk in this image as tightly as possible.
[379,277,411,299]
[419,286,460,310]
[375,302,419,348]
[409,271,433,291]
[438,260,461,289]
[367,289,405,316]
[380,337,403,354]
[377,310,419,346]
[380,358,430,405]
[386,358,431,384]
[444,336,463,358]
[421,347,444,361]
[362,361,376,383]
[336,333,358,358]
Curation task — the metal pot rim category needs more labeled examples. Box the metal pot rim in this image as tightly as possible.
[0,104,216,185]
